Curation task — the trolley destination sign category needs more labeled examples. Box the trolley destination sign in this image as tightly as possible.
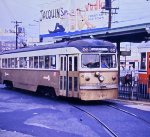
[82,47,116,53]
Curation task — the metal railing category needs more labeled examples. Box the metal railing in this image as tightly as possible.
[119,76,150,101]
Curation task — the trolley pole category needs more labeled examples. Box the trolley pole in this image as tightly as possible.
[12,21,22,49]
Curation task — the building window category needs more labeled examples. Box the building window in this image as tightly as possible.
[140,52,146,70]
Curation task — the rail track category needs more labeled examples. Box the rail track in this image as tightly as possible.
[72,105,118,137]
[71,100,150,137]
[106,103,150,127]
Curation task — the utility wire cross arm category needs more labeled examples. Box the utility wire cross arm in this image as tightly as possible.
[11,21,22,49]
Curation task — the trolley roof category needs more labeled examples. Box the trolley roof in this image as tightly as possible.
[0,39,116,55]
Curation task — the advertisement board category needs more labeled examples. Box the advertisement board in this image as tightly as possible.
[40,0,109,39]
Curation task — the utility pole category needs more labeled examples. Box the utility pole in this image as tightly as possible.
[12,21,22,49]
[108,1,112,28]
[33,20,41,42]
[102,0,119,28]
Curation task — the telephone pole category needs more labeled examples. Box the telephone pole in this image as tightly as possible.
[103,0,119,28]
[12,21,22,49]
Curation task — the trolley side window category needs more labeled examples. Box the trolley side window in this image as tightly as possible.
[19,57,27,68]
[74,56,78,71]
[60,76,63,90]
[34,56,39,68]
[15,58,18,68]
[140,52,146,70]
[74,77,78,92]
[60,57,63,71]
[69,57,72,71]
[82,54,100,68]
[8,58,11,68]
[29,57,34,68]
[45,55,50,69]
[2,59,5,68]
[39,56,45,69]
[11,58,15,68]
[64,57,67,71]
[5,59,7,68]
[50,55,56,69]
[69,77,72,91]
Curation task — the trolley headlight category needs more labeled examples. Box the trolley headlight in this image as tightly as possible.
[95,72,100,77]
[98,75,104,82]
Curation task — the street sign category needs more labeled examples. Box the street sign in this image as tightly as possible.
[120,50,131,56]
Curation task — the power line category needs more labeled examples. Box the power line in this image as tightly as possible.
[1,0,15,21]
[113,14,150,24]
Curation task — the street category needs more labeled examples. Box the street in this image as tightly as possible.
[0,85,150,137]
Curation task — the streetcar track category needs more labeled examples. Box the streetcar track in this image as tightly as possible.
[107,104,150,127]
[70,100,150,137]
[72,105,118,137]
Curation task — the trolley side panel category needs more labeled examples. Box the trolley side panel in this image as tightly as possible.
[1,69,60,94]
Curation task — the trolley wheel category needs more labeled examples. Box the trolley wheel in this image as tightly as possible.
[4,80,13,89]
[36,86,56,98]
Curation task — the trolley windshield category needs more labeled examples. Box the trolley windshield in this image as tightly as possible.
[82,54,117,68]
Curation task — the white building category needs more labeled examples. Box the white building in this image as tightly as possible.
[120,42,139,71]
[0,28,27,51]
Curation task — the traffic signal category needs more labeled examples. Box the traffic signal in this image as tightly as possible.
[105,0,111,10]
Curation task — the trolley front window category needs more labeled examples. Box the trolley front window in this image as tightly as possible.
[82,54,117,68]
[82,54,100,68]
[101,54,117,68]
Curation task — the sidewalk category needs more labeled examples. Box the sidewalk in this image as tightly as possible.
[113,99,150,112]
[115,99,150,106]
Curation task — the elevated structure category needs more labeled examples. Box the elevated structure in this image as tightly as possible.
[50,23,150,43]
[93,23,150,43]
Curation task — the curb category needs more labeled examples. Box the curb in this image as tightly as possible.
[113,99,150,106]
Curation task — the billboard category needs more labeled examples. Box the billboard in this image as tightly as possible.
[40,0,109,39]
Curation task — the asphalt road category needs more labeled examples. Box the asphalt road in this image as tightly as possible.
[0,85,150,137]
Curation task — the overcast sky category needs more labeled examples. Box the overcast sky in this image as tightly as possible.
[0,0,150,38]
